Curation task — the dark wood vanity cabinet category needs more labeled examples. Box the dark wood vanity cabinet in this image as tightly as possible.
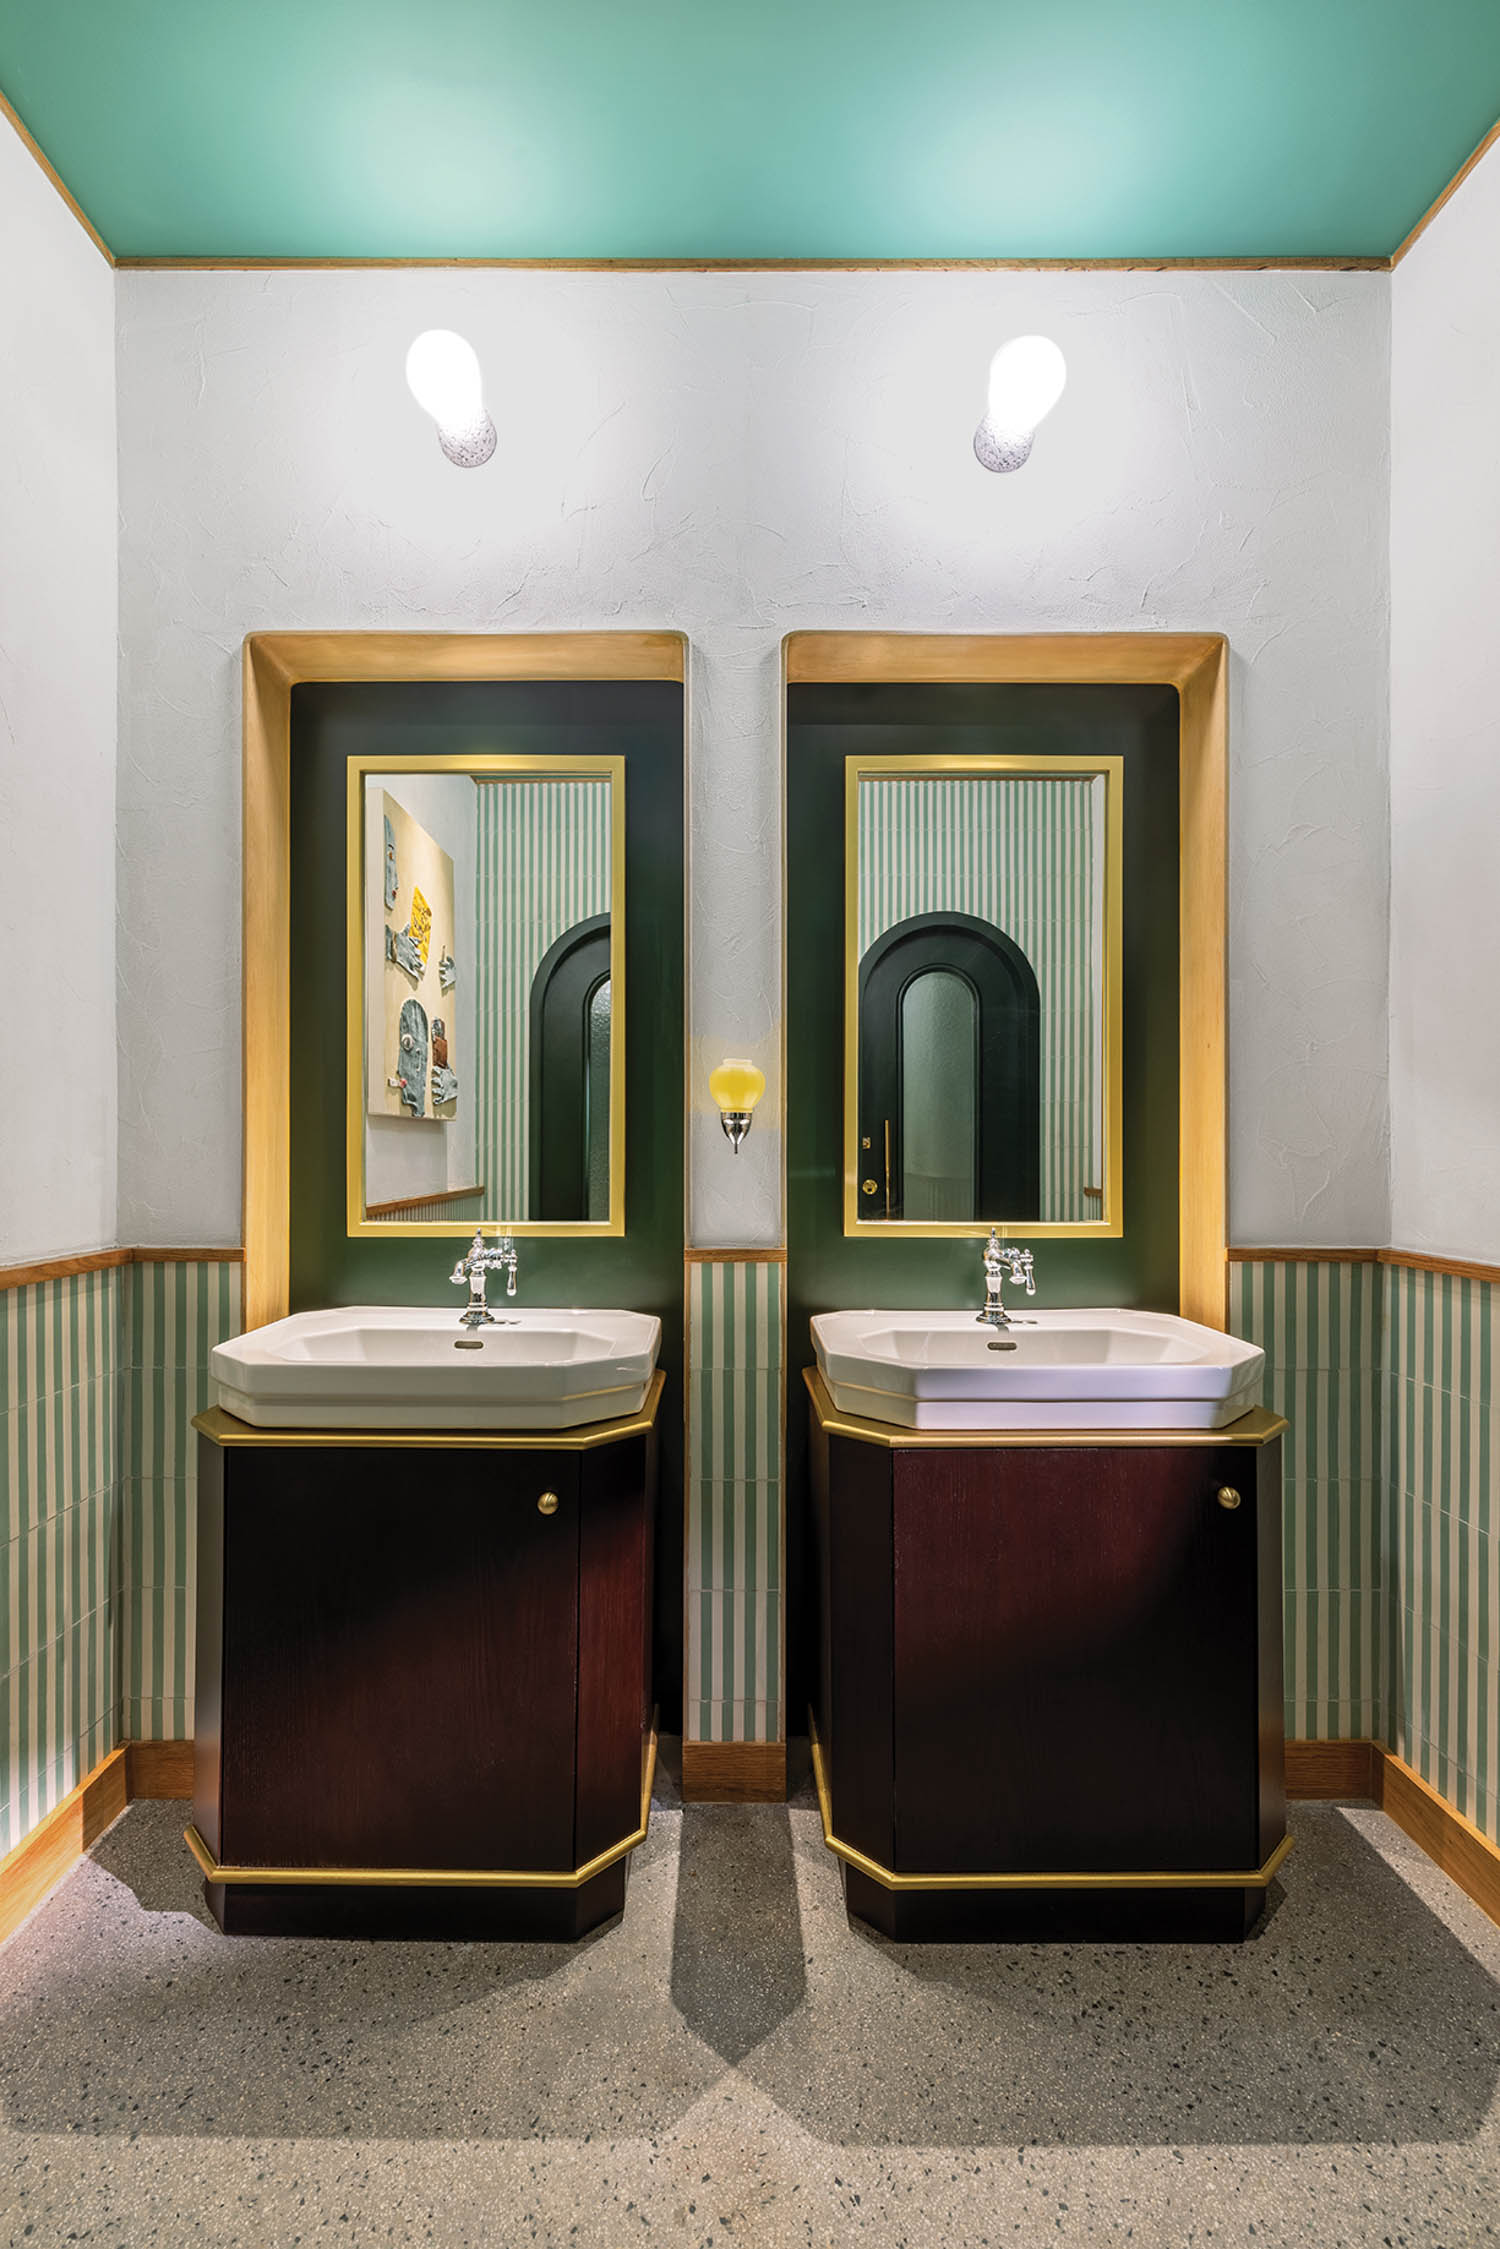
[808,1370,1287,1940]
[190,1380,659,1939]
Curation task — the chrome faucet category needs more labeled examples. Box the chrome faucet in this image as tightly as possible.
[977,1229,1035,1329]
[450,1229,518,1327]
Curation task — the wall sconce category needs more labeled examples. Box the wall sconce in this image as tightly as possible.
[709,1057,766,1154]
[405,329,497,467]
[973,335,1067,473]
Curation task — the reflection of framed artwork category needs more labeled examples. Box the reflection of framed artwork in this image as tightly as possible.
[366,789,457,1122]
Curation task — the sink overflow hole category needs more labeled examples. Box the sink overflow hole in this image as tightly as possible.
[454,1338,485,1351]
[987,1337,1019,1351]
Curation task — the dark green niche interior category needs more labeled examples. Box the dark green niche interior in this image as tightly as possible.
[785,681,1182,1713]
[288,680,686,1724]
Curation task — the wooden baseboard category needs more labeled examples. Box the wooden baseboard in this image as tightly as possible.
[8,1736,1498,1938]
[1378,1751,1500,1930]
[0,1747,129,1945]
[682,1739,787,1803]
[125,1739,194,1799]
[1285,1739,1500,1929]
[1285,1738,1380,1799]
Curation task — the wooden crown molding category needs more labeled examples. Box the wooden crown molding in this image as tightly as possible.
[115,253,1391,274]
[0,85,113,265]
[1390,117,1500,267]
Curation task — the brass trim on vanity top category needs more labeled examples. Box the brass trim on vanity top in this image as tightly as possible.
[192,1368,665,1452]
[184,1722,659,1891]
[802,1365,1286,1450]
[808,1721,1294,1893]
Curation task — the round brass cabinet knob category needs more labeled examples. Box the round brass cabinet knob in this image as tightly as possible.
[862,1179,879,1196]
[537,1491,560,1516]
[1216,1485,1243,1511]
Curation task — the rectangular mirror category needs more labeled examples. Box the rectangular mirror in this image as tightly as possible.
[844,755,1122,1237]
[346,753,625,1235]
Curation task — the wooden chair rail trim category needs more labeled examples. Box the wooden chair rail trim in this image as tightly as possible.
[1227,1246,1500,1286]
[1,1245,246,1293]
[684,1247,789,1265]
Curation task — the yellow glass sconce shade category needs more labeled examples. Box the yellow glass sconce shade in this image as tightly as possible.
[709,1058,766,1154]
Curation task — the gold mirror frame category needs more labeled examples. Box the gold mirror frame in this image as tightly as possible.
[345,752,626,1241]
[242,630,685,1330]
[842,753,1124,1241]
[782,632,1228,1328]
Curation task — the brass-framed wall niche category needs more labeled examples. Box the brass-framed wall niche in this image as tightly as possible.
[784,630,1228,1326]
[242,630,685,1329]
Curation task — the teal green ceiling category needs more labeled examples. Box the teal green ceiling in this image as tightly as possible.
[2,0,1498,261]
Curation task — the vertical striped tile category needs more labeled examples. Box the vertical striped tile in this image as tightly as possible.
[116,1259,242,1746]
[684,1259,785,1745]
[0,1269,121,1856]
[1383,1261,1499,1844]
[1229,1257,1387,1745]
[475,778,611,1219]
[859,774,1103,1220]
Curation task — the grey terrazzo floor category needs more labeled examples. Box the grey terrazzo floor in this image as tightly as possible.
[3,1758,1499,2247]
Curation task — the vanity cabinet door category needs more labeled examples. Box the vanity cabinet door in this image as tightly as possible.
[891,1445,1270,1876]
[217,1444,582,1874]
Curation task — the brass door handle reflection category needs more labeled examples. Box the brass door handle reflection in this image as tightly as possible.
[1216,1485,1242,1510]
[537,1491,560,1515]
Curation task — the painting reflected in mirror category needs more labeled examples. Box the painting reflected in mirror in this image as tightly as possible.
[349,755,624,1233]
[846,758,1121,1236]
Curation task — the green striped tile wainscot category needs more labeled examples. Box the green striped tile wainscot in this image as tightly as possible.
[1229,1257,1385,1745]
[118,1258,243,1741]
[1,1267,120,1855]
[686,1260,784,1746]
[1386,1260,1498,1845]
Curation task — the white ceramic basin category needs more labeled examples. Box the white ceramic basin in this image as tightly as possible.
[812,1308,1264,1431]
[212,1306,662,1431]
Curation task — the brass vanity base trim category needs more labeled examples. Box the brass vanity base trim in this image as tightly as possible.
[804,1367,1287,1452]
[191,1371,664,1453]
[186,1723,658,1891]
[808,1722,1293,1893]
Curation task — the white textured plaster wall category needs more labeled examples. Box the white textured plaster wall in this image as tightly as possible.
[0,119,117,1263]
[1391,142,1500,1265]
[115,267,1390,1251]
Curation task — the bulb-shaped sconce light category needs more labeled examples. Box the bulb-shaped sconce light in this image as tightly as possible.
[405,329,497,467]
[973,334,1067,473]
[709,1057,766,1154]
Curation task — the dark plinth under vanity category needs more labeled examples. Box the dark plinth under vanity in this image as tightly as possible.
[189,1373,660,1939]
[807,1367,1289,1942]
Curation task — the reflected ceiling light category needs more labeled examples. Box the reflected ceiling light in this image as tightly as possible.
[973,335,1067,473]
[405,329,497,468]
[709,1057,766,1155]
